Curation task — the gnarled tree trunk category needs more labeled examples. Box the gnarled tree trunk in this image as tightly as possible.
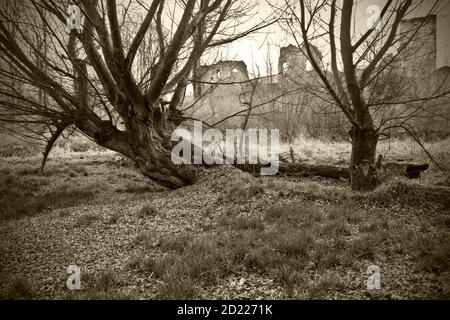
[130,119,195,189]
[85,103,195,189]
[124,106,196,189]
[349,126,379,191]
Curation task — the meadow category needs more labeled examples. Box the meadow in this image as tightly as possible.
[0,136,449,299]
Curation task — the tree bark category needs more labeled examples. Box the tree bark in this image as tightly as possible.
[126,107,196,189]
[349,126,379,191]
[79,103,195,189]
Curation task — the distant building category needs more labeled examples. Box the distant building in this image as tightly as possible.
[189,45,325,131]
[278,44,322,83]
[188,17,448,137]
[397,15,437,79]
[194,60,249,98]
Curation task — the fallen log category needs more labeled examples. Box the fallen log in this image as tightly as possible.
[279,163,351,179]
[236,163,350,179]
[377,155,429,179]
[405,163,429,179]
[236,161,429,180]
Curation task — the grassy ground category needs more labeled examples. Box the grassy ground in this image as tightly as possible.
[0,137,449,299]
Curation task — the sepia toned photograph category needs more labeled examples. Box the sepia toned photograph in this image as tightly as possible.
[0,0,449,303]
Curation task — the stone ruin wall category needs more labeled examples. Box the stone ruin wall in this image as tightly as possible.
[194,60,249,98]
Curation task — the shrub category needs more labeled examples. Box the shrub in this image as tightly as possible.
[133,231,154,247]
[328,205,363,224]
[308,273,345,299]
[432,215,450,228]
[69,139,95,153]
[75,213,99,226]
[217,214,264,231]
[359,219,388,233]
[365,181,450,208]
[265,205,322,226]
[157,273,198,300]
[408,233,450,272]
[5,278,34,299]
[0,175,95,220]
[59,209,71,217]
[219,182,265,203]
[158,233,195,253]
[275,229,313,258]
[349,232,388,260]
[65,270,129,300]
[311,242,344,269]
[125,256,145,270]
[322,219,351,236]
[16,167,40,176]
[94,271,121,292]
[274,265,303,296]
[0,144,37,158]
[115,182,165,194]
[137,203,159,218]
[107,212,121,224]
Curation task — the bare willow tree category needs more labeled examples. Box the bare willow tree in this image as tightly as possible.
[0,0,277,188]
[278,0,449,190]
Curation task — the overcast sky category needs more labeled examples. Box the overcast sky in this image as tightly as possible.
[217,0,450,76]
